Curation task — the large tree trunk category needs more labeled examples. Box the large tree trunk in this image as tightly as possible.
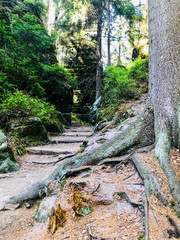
[148,0,180,201]
[96,0,103,99]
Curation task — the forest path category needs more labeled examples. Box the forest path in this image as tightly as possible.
[0,120,146,240]
[0,97,179,240]
[0,121,92,208]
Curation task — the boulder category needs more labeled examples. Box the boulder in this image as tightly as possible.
[35,195,57,223]
[10,117,48,144]
[57,112,71,126]
[0,130,19,173]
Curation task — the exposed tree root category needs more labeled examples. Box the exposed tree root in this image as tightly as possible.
[115,191,143,207]
[98,152,134,166]
[66,166,92,177]
[143,193,149,240]
[6,107,155,204]
[88,225,110,240]
[167,214,180,237]
[155,130,180,203]
[132,153,169,205]
[26,154,76,166]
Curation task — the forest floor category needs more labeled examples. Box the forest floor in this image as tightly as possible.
[0,95,180,240]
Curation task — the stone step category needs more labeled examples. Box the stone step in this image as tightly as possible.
[24,154,73,165]
[50,139,84,144]
[27,149,73,155]
[27,143,81,155]
[69,129,92,133]
[61,132,92,137]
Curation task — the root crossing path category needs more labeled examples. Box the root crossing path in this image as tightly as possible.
[0,121,92,207]
[0,121,179,240]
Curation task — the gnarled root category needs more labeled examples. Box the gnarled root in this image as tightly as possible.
[155,130,180,203]
[6,107,155,204]
[132,154,169,205]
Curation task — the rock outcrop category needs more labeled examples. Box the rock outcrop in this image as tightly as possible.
[0,130,19,173]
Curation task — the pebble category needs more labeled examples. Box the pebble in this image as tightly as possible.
[82,230,86,234]
[84,236,89,240]
[25,202,31,208]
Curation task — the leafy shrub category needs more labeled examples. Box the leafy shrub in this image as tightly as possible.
[128,58,149,84]
[103,65,136,105]
[0,90,57,123]
[39,63,73,112]
[101,58,149,120]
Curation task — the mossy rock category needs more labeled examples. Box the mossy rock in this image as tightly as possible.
[10,117,48,144]
[44,121,64,133]
[35,196,57,223]
[57,113,71,126]
[0,130,19,173]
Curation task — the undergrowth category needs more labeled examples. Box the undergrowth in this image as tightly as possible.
[0,90,59,126]
[101,58,148,120]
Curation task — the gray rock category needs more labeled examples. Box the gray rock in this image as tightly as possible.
[0,130,19,173]
[10,117,48,143]
[35,195,57,223]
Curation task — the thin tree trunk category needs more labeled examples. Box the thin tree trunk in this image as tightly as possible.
[118,36,121,63]
[96,0,103,100]
[107,0,111,66]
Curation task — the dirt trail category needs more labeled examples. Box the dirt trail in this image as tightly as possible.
[0,122,92,207]
[0,98,180,240]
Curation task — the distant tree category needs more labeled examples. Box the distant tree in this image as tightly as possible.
[96,0,103,99]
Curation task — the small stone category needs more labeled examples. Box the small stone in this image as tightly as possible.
[82,230,86,234]
[84,236,89,240]
[25,202,31,208]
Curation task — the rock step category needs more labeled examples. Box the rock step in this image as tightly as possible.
[68,129,92,133]
[50,139,85,144]
[27,150,73,155]
[61,132,92,137]
[27,143,81,155]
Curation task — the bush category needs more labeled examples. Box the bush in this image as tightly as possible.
[103,65,136,105]
[101,58,149,120]
[0,90,57,124]
[128,58,149,84]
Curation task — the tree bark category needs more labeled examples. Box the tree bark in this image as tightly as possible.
[107,0,111,66]
[96,0,103,100]
[148,0,180,201]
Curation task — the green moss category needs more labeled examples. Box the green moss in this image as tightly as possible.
[138,234,145,240]
[16,145,26,156]
[0,157,19,173]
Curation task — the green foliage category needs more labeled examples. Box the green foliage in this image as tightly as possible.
[24,0,46,19]
[129,58,148,82]
[138,234,145,240]
[0,90,57,123]
[71,114,88,125]
[0,14,56,97]
[103,65,136,105]
[0,10,73,112]
[101,58,149,118]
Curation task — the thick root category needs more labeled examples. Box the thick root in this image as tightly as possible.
[132,154,169,205]
[155,130,180,203]
[7,107,154,204]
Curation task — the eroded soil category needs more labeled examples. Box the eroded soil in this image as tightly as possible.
[0,95,180,240]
